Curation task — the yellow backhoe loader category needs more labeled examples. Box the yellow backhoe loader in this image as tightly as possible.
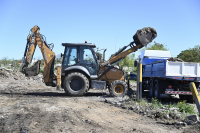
[20,26,157,97]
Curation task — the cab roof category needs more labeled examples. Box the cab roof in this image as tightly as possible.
[62,43,96,48]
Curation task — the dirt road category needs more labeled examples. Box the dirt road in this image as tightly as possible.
[0,79,182,133]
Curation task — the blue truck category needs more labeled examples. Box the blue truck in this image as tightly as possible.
[139,50,200,102]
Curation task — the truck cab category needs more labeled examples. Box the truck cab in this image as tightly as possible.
[140,50,172,65]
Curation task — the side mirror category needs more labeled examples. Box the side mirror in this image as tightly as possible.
[134,61,137,67]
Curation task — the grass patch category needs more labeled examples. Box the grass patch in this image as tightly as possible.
[151,98,162,108]
[174,100,195,114]
[137,98,196,114]
[129,80,137,83]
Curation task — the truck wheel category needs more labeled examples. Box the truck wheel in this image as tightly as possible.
[109,80,128,97]
[149,80,154,98]
[64,72,89,96]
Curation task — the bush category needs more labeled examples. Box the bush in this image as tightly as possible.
[151,98,162,108]
[175,100,195,114]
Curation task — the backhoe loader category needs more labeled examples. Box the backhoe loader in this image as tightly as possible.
[20,26,157,97]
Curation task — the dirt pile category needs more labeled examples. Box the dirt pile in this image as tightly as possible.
[0,67,43,81]
[105,96,200,131]
[0,68,10,79]
[0,67,46,93]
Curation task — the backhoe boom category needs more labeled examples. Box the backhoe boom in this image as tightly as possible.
[20,26,56,86]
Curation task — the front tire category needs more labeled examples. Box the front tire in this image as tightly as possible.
[109,80,128,97]
[64,72,89,96]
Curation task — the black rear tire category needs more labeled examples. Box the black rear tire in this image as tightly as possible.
[109,80,128,97]
[64,72,89,96]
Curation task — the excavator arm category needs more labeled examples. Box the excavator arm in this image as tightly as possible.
[101,27,157,66]
[98,27,157,80]
[20,26,56,86]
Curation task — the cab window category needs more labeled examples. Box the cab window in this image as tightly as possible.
[63,46,77,66]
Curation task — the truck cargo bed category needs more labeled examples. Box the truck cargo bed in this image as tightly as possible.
[143,60,200,81]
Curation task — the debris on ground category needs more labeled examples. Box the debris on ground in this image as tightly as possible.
[0,67,200,132]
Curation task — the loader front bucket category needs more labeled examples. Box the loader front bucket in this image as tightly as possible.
[133,27,157,47]
[21,60,41,76]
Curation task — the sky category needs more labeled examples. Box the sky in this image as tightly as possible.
[0,0,200,61]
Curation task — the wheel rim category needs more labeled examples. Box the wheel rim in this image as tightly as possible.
[114,85,124,94]
[69,78,83,91]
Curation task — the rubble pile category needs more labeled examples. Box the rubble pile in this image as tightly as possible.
[104,97,200,127]
[0,67,45,92]
[0,68,10,79]
[0,67,43,82]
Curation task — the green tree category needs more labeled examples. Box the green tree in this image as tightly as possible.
[1,57,8,66]
[118,53,135,72]
[177,45,200,62]
[96,52,103,62]
[140,42,168,52]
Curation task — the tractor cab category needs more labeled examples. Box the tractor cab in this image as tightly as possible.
[61,43,99,77]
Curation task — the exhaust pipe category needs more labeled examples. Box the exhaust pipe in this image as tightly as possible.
[103,49,107,62]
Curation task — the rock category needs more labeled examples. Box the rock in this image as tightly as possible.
[165,114,170,119]
[187,120,194,125]
[186,114,199,122]
[116,102,122,107]
[169,107,179,111]
[177,121,187,126]
[174,110,177,113]
[178,122,183,125]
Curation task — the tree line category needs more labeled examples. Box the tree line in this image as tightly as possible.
[0,55,62,68]
[1,43,200,71]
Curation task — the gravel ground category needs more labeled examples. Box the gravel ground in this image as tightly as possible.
[0,68,200,133]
